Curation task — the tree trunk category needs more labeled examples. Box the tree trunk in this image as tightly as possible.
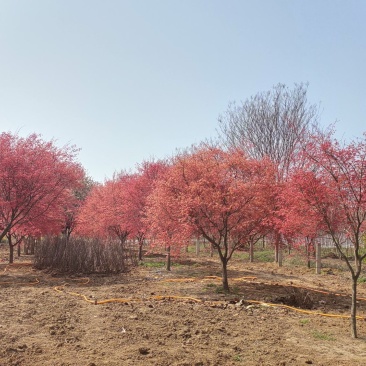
[274,244,278,263]
[274,235,279,263]
[24,238,29,255]
[315,242,321,274]
[196,239,200,257]
[8,235,14,264]
[305,241,310,268]
[221,259,230,292]
[138,241,143,261]
[351,276,358,338]
[278,247,283,267]
[166,245,171,271]
[17,242,21,257]
[249,240,254,263]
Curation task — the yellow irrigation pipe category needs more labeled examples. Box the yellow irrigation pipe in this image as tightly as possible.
[232,276,257,281]
[245,300,366,320]
[53,285,366,320]
[0,278,39,286]
[162,278,196,283]
[54,284,203,305]
[161,276,257,283]
[69,277,90,285]
[2,263,33,274]
[54,284,97,304]
[283,283,366,302]
[150,295,202,303]
[203,276,222,280]
[52,276,366,321]
[2,267,364,321]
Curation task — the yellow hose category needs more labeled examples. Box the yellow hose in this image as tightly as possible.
[0,278,39,286]
[245,300,366,320]
[1,268,365,321]
[161,276,257,283]
[52,275,366,321]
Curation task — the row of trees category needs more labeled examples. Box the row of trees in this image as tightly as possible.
[75,133,366,337]
[1,84,366,337]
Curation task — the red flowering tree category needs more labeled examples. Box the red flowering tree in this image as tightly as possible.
[0,132,84,263]
[125,161,167,260]
[77,175,133,244]
[276,177,326,267]
[145,163,192,271]
[146,146,276,290]
[287,134,366,338]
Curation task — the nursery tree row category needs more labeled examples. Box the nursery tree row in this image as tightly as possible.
[1,84,366,337]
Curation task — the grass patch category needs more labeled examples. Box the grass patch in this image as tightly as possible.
[312,330,335,341]
[254,249,274,263]
[358,277,366,283]
[140,261,165,268]
[232,249,274,263]
[232,251,249,260]
[299,318,310,325]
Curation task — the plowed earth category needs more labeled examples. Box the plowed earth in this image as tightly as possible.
[1,249,366,366]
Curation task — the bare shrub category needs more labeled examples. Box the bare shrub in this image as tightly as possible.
[34,236,138,274]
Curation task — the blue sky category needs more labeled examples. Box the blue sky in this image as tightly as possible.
[1,0,365,182]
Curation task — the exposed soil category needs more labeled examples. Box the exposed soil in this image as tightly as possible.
[1,248,366,366]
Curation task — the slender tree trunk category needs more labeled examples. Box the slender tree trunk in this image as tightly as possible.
[249,240,254,263]
[30,239,35,254]
[315,242,321,274]
[351,276,358,338]
[17,242,21,257]
[24,238,29,255]
[221,259,230,292]
[166,245,171,271]
[278,247,283,267]
[210,243,214,257]
[138,238,143,261]
[274,234,279,263]
[306,243,311,269]
[196,239,200,257]
[8,235,14,264]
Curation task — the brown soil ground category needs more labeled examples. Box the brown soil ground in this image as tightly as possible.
[1,248,366,366]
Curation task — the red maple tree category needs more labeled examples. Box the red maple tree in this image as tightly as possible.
[0,133,84,262]
[285,133,366,338]
[146,146,276,290]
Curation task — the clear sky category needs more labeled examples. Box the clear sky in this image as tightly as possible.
[1,0,365,182]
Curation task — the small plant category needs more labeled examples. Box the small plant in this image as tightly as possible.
[299,318,310,325]
[233,354,243,362]
[312,330,335,341]
[357,276,366,283]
